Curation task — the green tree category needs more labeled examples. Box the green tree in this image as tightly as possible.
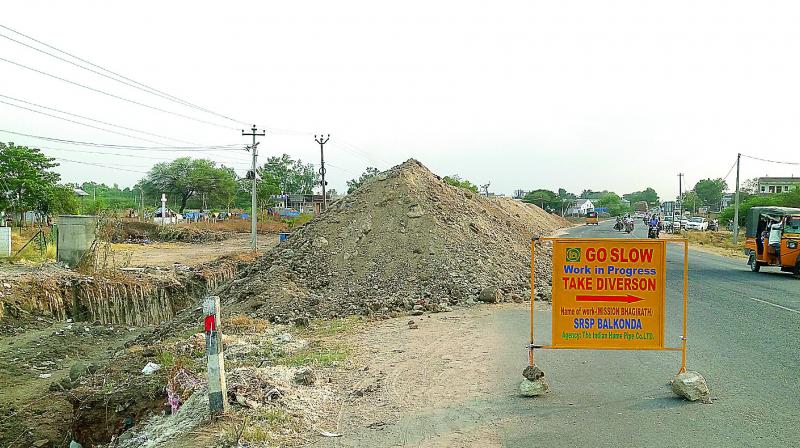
[623,187,660,206]
[523,189,561,211]
[347,167,380,193]
[741,178,759,194]
[259,154,319,195]
[580,189,614,200]
[0,142,74,221]
[693,178,727,207]
[682,191,701,212]
[597,192,630,216]
[442,175,479,193]
[138,157,237,213]
[42,185,79,216]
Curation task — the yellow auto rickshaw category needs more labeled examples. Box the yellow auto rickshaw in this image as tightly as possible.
[585,210,599,226]
[744,206,800,277]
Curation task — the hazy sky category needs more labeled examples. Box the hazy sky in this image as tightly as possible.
[2,1,800,200]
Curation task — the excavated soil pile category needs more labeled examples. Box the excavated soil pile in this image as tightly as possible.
[225,159,567,321]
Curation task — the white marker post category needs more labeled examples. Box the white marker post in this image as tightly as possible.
[203,296,228,414]
[160,193,167,226]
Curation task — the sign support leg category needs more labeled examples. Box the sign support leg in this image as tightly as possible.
[529,238,536,366]
[680,240,688,374]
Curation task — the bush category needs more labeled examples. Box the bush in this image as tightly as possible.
[718,190,800,226]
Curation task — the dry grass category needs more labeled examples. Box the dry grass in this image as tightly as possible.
[177,213,314,235]
[177,218,287,234]
[666,230,746,257]
[226,315,271,334]
[6,227,56,262]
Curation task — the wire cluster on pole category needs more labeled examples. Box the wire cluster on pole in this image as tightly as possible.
[315,134,330,211]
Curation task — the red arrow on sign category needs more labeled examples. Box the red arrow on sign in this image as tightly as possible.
[576,294,644,303]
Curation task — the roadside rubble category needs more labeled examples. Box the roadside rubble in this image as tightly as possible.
[224,159,566,322]
[671,371,712,404]
[519,365,549,397]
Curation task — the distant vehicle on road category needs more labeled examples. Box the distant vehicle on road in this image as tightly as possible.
[745,206,800,277]
[663,216,680,234]
[685,217,708,231]
[624,220,634,233]
[585,211,599,226]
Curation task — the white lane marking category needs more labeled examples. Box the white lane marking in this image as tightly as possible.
[748,297,800,314]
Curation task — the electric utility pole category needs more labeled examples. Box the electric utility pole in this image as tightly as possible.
[315,134,330,212]
[733,153,741,244]
[243,125,266,251]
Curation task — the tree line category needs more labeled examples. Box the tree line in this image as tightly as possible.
[0,142,326,221]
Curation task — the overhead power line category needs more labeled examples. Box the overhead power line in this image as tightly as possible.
[54,157,149,174]
[741,154,800,166]
[0,56,238,130]
[39,145,175,160]
[0,93,197,145]
[722,159,738,182]
[0,98,173,145]
[0,23,249,126]
[0,129,243,151]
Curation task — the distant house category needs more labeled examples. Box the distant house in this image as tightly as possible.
[720,193,735,209]
[566,199,595,216]
[757,177,799,195]
[274,193,342,215]
[73,188,90,198]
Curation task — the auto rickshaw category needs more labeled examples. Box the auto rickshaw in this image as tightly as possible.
[585,210,599,226]
[744,206,800,277]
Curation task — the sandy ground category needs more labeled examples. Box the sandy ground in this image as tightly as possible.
[113,233,279,267]
[313,303,541,448]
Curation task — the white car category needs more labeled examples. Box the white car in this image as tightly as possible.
[685,216,708,231]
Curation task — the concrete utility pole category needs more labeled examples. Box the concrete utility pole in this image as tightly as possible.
[242,125,266,251]
[203,296,228,415]
[315,134,330,212]
[733,153,741,243]
[139,188,144,222]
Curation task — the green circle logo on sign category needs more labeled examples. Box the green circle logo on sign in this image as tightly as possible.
[565,247,581,263]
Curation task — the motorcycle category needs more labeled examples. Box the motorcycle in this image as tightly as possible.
[614,219,624,231]
[624,221,634,233]
[648,225,659,239]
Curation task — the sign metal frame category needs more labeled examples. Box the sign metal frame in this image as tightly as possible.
[529,237,689,374]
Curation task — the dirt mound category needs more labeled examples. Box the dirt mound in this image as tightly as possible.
[223,159,566,321]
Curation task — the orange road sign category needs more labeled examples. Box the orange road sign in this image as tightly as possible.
[529,238,689,375]
[550,239,666,350]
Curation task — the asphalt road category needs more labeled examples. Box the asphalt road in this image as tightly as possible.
[320,222,800,447]
[501,221,800,447]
